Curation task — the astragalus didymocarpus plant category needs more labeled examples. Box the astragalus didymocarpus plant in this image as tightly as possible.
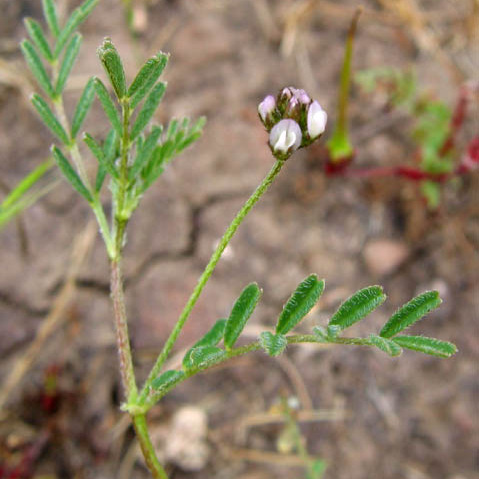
[22,1,457,477]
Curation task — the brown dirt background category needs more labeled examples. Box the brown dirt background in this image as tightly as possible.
[0,0,478,478]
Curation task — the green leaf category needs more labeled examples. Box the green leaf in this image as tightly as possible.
[95,165,107,193]
[224,283,262,350]
[103,128,118,160]
[21,40,54,97]
[93,77,122,136]
[312,326,329,342]
[0,176,57,230]
[312,325,340,342]
[54,0,99,58]
[24,18,53,61]
[71,77,95,138]
[151,370,185,391]
[139,116,206,193]
[276,275,325,335]
[1,157,54,211]
[182,319,227,370]
[95,129,118,192]
[186,346,226,370]
[42,0,60,38]
[379,291,442,338]
[129,126,163,181]
[97,38,127,100]
[83,133,119,179]
[129,53,169,109]
[196,319,227,348]
[368,334,402,357]
[327,324,341,339]
[51,146,92,202]
[31,93,70,144]
[55,33,82,96]
[328,285,386,331]
[130,82,166,139]
[392,335,457,358]
[259,332,287,357]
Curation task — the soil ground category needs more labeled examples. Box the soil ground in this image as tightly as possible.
[0,1,478,478]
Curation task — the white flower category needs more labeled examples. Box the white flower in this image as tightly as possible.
[269,119,302,154]
[258,95,276,122]
[307,101,327,139]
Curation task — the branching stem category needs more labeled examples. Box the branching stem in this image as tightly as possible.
[139,159,286,404]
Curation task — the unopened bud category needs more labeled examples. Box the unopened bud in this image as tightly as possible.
[258,95,276,124]
[307,101,327,139]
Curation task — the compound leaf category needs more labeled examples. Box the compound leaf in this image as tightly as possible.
[276,275,324,335]
[224,283,262,350]
[328,285,386,331]
[379,291,441,338]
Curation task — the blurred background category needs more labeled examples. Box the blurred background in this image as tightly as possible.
[0,0,478,478]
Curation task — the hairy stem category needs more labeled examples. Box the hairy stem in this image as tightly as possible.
[142,333,374,408]
[110,260,138,402]
[139,159,286,404]
[132,414,169,479]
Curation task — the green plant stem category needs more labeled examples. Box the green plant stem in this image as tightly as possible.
[112,98,131,260]
[139,159,286,404]
[106,97,169,479]
[327,8,361,162]
[132,414,169,479]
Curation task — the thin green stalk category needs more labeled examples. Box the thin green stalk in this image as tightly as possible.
[326,7,362,161]
[132,414,169,479]
[1,157,54,209]
[139,159,286,403]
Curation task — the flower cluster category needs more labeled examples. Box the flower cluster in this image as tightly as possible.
[258,87,327,160]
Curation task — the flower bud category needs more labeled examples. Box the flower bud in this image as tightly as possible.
[307,101,327,139]
[258,95,276,124]
[292,88,311,105]
[269,119,302,157]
